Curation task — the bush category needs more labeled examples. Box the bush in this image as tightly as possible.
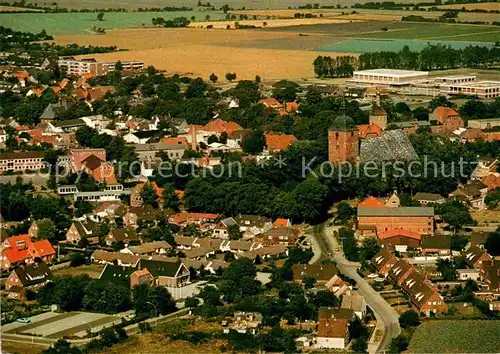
[70,253,86,267]
[399,310,420,329]
[389,334,409,353]
[138,322,152,333]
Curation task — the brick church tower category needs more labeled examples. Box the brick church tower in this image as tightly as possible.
[328,110,359,163]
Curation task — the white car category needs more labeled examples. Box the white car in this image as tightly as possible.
[367,273,379,279]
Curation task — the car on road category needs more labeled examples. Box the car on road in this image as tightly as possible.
[16,318,31,323]
[367,273,379,279]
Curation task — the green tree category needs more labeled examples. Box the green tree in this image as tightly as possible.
[115,60,123,71]
[359,238,381,262]
[225,72,237,82]
[185,296,200,309]
[97,12,104,21]
[352,337,368,353]
[162,183,181,211]
[70,253,86,267]
[36,218,56,241]
[399,309,420,329]
[41,339,83,354]
[228,224,243,240]
[302,275,316,289]
[140,184,158,207]
[241,129,265,154]
[336,201,354,223]
[199,285,221,306]
[485,229,500,256]
[311,290,339,307]
[83,280,131,314]
[389,334,409,353]
[209,73,218,83]
[485,188,500,210]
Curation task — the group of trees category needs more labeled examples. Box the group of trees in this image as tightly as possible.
[313,55,358,78]
[152,17,190,28]
[37,274,177,316]
[358,44,500,71]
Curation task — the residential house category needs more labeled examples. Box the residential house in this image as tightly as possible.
[91,250,140,267]
[371,247,397,276]
[121,241,172,256]
[123,130,162,144]
[139,259,190,288]
[413,192,446,205]
[421,234,451,256]
[0,235,56,270]
[134,143,186,162]
[388,259,414,286]
[130,268,154,287]
[325,275,352,298]
[357,206,434,236]
[292,264,339,285]
[233,214,272,238]
[456,269,481,281]
[341,294,366,319]
[124,206,162,228]
[409,283,448,316]
[264,133,297,152]
[316,307,354,349]
[477,260,500,300]
[200,118,243,137]
[224,312,263,335]
[66,218,99,245]
[470,231,488,249]
[272,218,292,228]
[105,228,139,246]
[168,212,219,227]
[449,181,488,210]
[431,107,464,132]
[464,246,492,269]
[263,226,300,246]
[98,264,137,288]
[212,217,237,239]
[5,262,53,291]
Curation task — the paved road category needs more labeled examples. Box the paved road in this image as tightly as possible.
[311,223,401,353]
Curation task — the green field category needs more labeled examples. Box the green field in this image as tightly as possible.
[353,24,500,40]
[408,320,500,353]
[0,11,226,34]
[319,38,495,53]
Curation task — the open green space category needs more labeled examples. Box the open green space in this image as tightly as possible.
[0,11,226,34]
[407,320,500,353]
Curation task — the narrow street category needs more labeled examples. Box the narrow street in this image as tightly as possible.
[309,222,401,353]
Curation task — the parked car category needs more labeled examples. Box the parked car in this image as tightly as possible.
[16,318,31,323]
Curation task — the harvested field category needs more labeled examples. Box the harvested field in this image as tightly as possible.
[0,5,44,12]
[229,9,344,18]
[191,18,361,29]
[54,28,352,80]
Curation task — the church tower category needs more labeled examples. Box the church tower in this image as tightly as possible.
[328,105,359,163]
[369,90,388,130]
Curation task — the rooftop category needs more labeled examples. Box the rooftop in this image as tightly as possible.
[358,206,434,217]
[354,69,429,77]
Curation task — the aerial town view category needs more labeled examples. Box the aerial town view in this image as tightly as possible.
[0,0,500,353]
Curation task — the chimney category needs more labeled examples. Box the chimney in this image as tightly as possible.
[191,125,197,151]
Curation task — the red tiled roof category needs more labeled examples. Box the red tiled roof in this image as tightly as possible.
[2,247,32,263]
[318,318,348,339]
[378,228,421,241]
[4,235,31,249]
[32,240,56,257]
[13,72,28,79]
[74,88,88,100]
[285,102,299,113]
[59,78,69,89]
[265,134,297,152]
[482,174,500,190]
[15,125,31,131]
[202,119,242,134]
[83,73,94,80]
[258,98,282,109]
[160,137,189,148]
[358,196,384,207]
[273,218,290,227]
[434,106,460,124]
[461,128,484,141]
[358,124,382,139]
[175,190,184,200]
[169,212,219,224]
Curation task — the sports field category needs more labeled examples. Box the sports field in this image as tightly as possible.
[408,320,500,353]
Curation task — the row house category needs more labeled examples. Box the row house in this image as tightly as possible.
[1,235,56,270]
[292,264,339,285]
[387,258,448,316]
[66,218,99,245]
[464,246,492,269]
[449,181,488,210]
[121,241,172,256]
[316,307,355,349]
[476,260,500,310]
[371,247,397,276]
[168,212,219,227]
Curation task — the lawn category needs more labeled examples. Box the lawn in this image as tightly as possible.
[408,320,500,353]
[53,264,105,279]
[0,11,226,34]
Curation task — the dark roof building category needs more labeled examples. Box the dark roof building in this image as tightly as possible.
[6,262,53,290]
[360,130,418,163]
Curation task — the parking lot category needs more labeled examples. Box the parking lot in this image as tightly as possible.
[2,311,121,338]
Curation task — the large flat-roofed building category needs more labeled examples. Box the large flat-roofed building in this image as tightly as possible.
[0,152,45,172]
[58,57,144,76]
[435,75,477,86]
[444,80,500,99]
[357,206,434,236]
[468,118,500,130]
[350,69,429,86]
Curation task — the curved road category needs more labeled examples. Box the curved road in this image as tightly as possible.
[310,223,400,352]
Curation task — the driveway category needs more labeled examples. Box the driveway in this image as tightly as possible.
[311,223,401,353]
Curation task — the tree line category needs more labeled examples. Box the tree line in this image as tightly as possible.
[313,55,358,78]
